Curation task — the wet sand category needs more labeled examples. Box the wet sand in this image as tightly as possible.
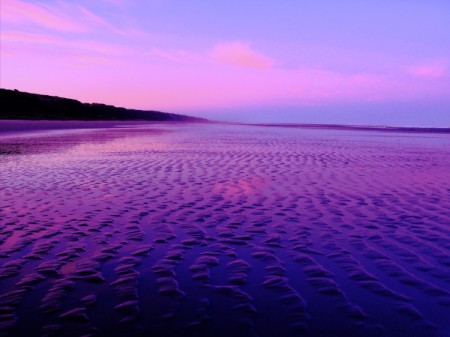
[0,120,163,134]
[0,123,449,337]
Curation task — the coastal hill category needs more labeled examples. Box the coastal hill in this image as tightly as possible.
[0,88,205,122]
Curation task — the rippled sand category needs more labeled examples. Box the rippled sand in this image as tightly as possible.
[1,123,449,337]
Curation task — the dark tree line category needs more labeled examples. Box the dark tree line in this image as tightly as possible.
[0,89,205,122]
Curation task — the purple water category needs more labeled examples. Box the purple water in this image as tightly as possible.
[1,123,449,337]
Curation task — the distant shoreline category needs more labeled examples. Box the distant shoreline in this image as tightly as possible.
[1,120,449,136]
[0,120,207,135]
[1,88,448,135]
[233,122,450,134]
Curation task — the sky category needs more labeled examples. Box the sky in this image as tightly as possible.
[1,0,450,126]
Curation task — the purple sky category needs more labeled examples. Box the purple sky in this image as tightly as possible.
[2,0,450,126]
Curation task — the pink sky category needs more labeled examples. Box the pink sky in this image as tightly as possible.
[1,0,450,125]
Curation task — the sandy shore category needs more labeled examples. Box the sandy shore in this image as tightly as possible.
[0,124,449,337]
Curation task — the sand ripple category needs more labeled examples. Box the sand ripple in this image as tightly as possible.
[0,124,449,337]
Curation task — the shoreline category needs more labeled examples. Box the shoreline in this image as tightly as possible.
[1,119,449,135]
[234,122,450,134]
[0,120,207,135]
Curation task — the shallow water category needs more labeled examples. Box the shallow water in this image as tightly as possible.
[1,123,449,337]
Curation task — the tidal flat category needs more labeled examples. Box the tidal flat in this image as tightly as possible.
[0,122,449,337]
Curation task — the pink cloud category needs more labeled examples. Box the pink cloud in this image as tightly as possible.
[2,0,87,32]
[2,0,139,36]
[3,31,128,56]
[74,55,118,65]
[209,41,275,69]
[76,5,144,37]
[150,48,195,63]
[101,0,126,5]
[2,31,61,45]
[408,59,448,78]
[3,26,449,113]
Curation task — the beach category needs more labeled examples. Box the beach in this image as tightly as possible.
[1,122,449,337]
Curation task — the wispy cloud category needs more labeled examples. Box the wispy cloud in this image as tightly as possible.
[2,31,127,55]
[2,0,88,32]
[208,41,275,69]
[101,0,126,5]
[408,59,448,78]
[149,48,200,64]
[2,0,148,66]
[2,31,61,45]
[76,5,145,37]
[2,0,142,36]
[2,31,129,60]
[74,54,118,65]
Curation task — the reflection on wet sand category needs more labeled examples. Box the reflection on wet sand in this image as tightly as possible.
[0,125,169,156]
